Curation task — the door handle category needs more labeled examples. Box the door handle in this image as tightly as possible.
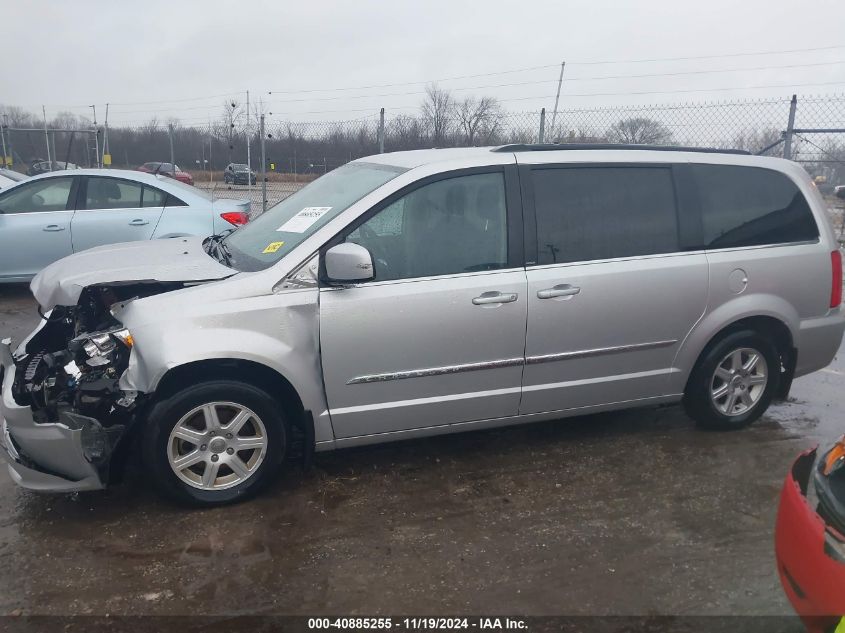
[128,219,149,226]
[537,284,581,299]
[42,224,65,232]
[472,291,518,306]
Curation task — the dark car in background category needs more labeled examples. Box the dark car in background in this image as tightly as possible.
[26,159,80,176]
[137,162,194,186]
[224,162,256,185]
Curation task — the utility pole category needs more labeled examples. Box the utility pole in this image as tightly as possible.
[783,94,797,161]
[4,114,13,166]
[90,105,99,168]
[0,122,7,168]
[168,123,175,167]
[549,61,566,140]
[246,90,252,198]
[102,103,110,167]
[260,113,267,213]
[42,106,52,168]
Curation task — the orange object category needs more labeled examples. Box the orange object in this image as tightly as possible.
[824,436,845,476]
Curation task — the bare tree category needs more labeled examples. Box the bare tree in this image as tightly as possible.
[141,116,160,135]
[0,105,35,128]
[608,117,673,145]
[732,127,781,154]
[420,84,454,146]
[455,96,501,145]
[388,114,426,151]
[51,111,79,130]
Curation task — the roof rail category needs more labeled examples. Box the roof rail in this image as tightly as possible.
[492,143,751,155]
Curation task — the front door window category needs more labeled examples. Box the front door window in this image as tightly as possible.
[344,172,508,282]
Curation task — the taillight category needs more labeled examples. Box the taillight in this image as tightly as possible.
[832,250,843,308]
[221,211,249,226]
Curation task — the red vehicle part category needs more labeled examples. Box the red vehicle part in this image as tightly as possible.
[220,211,249,226]
[775,447,845,633]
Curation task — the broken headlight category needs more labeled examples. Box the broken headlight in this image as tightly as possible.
[71,328,133,367]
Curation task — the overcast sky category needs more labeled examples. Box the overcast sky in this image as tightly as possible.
[3,0,845,126]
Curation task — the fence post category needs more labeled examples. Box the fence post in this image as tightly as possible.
[42,106,52,168]
[378,108,385,153]
[783,94,797,160]
[168,123,175,168]
[0,123,6,167]
[260,114,267,214]
[538,108,546,144]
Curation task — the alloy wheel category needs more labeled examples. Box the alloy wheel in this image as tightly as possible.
[167,401,268,490]
[710,347,769,417]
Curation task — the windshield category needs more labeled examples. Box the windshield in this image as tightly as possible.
[224,162,405,272]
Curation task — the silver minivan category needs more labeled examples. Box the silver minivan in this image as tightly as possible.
[2,145,843,506]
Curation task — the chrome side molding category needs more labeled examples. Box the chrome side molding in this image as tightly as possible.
[347,339,678,385]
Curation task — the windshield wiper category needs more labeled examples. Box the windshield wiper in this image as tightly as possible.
[203,233,234,266]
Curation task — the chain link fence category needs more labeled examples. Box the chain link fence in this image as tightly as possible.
[3,93,844,213]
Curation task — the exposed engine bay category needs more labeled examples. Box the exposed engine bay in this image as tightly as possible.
[11,282,184,474]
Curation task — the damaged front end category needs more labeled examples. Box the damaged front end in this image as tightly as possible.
[775,440,845,633]
[1,283,180,491]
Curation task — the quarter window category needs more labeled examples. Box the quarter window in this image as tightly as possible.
[85,177,143,210]
[345,172,508,281]
[142,185,167,207]
[531,167,679,265]
[691,164,819,249]
[0,177,74,214]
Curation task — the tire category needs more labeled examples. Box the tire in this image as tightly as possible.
[142,380,287,506]
[683,329,780,430]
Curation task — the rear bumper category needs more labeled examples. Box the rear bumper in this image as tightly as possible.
[0,338,105,492]
[795,311,845,377]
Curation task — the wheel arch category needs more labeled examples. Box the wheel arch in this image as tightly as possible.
[679,313,795,396]
[153,358,305,420]
[673,293,799,387]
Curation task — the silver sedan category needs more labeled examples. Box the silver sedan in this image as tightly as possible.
[0,169,250,282]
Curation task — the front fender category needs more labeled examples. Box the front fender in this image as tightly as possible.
[116,287,330,439]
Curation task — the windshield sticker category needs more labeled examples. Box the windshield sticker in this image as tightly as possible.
[262,241,285,254]
[276,206,332,233]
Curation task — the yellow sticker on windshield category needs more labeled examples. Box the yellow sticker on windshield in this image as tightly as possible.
[262,241,284,254]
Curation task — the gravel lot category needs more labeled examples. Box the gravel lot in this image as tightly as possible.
[0,283,843,618]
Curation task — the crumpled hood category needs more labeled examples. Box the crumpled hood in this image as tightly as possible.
[31,236,235,310]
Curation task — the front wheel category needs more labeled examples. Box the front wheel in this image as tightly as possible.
[683,330,780,430]
[143,380,287,506]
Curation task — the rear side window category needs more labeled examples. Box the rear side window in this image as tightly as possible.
[142,185,167,207]
[85,177,142,210]
[165,193,187,207]
[531,166,679,265]
[692,164,819,249]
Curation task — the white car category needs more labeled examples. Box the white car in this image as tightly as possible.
[0,169,250,282]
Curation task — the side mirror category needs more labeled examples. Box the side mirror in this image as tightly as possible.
[324,243,374,283]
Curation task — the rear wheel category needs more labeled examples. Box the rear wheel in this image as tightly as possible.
[683,330,780,430]
[143,380,287,506]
